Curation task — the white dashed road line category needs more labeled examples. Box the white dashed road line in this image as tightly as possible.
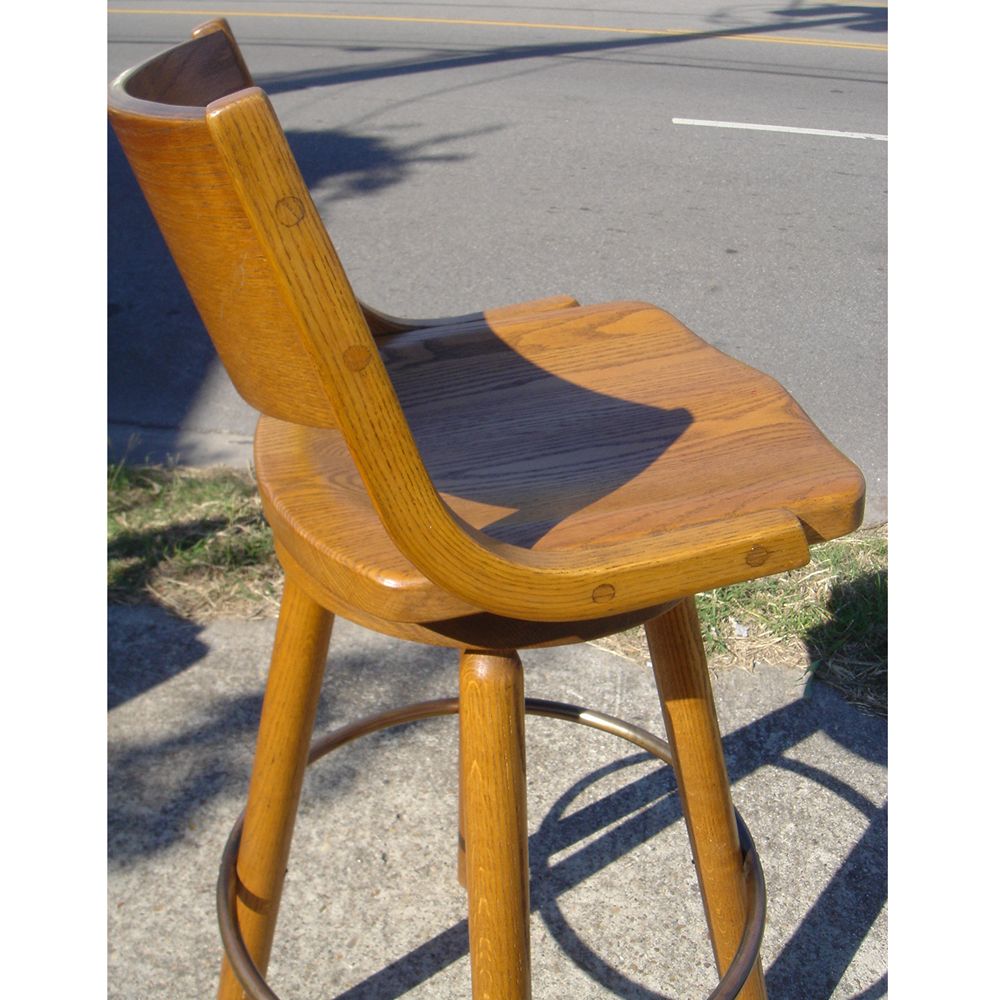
[672,118,888,141]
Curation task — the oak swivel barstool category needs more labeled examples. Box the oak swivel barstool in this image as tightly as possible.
[109,20,865,1000]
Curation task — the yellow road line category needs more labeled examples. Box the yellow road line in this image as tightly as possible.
[107,8,888,52]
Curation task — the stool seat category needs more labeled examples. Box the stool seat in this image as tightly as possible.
[257,300,863,626]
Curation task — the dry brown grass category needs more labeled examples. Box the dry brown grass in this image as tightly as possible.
[108,464,282,622]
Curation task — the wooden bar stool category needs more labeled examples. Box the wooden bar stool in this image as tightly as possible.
[109,21,864,1000]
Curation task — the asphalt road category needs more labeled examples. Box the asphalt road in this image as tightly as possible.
[108,1,887,523]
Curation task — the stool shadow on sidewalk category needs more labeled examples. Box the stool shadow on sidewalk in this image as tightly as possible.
[320,696,885,1000]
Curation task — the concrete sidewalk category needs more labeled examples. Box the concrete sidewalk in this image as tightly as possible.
[108,604,886,999]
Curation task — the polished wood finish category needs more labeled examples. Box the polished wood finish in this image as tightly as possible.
[109,29,863,628]
[276,536,675,650]
[459,651,532,1000]
[646,599,767,1000]
[218,577,334,1000]
[109,21,868,1000]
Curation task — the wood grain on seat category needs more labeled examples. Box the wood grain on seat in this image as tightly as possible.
[256,300,863,625]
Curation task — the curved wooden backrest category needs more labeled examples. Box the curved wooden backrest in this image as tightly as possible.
[108,21,346,427]
[107,21,524,616]
[109,21,816,623]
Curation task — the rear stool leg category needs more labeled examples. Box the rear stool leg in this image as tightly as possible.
[645,598,767,1000]
[459,649,532,1000]
[218,576,334,1000]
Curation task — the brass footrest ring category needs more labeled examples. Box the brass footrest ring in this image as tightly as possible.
[218,697,766,1000]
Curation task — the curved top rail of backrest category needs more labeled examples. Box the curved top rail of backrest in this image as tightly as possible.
[108,21,351,427]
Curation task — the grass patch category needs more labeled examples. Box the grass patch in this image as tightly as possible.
[108,465,887,715]
[107,463,281,621]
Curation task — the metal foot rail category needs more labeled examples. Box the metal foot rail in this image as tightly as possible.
[218,698,766,1000]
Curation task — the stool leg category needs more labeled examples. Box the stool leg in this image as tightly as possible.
[459,649,532,1000]
[218,576,334,1000]
[645,598,767,1000]
[457,733,468,889]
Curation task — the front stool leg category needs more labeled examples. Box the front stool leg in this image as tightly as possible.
[218,576,334,1000]
[645,598,768,1000]
[459,649,532,1000]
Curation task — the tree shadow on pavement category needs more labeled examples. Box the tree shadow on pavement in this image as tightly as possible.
[255,4,887,99]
